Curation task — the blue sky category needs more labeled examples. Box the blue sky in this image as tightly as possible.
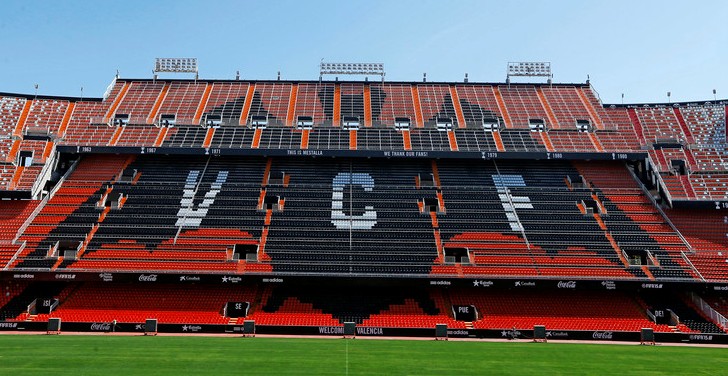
[1,0,727,104]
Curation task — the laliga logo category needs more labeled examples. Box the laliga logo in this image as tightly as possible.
[557,281,576,289]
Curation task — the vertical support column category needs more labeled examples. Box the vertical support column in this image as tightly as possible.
[363,84,372,127]
[57,102,76,137]
[492,131,505,152]
[286,83,298,126]
[240,84,256,126]
[588,133,604,152]
[193,83,213,124]
[13,100,33,137]
[576,87,604,130]
[447,130,458,151]
[411,85,424,128]
[300,129,310,149]
[105,82,130,122]
[536,87,558,129]
[252,128,263,148]
[493,86,512,128]
[627,108,646,145]
[402,130,412,151]
[108,127,125,146]
[349,130,357,150]
[333,83,341,126]
[539,132,554,152]
[202,128,215,148]
[148,83,170,124]
[449,86,466,128]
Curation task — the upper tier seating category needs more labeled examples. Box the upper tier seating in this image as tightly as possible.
[496,85,549,129]
[156,82,207,125]
[113,82,166,124]
[23,98,70,136]
[60,101,116,146]
[3,154,710,280]
[678,104,726,148]
[0,96,26,138]
[632,106,686,144]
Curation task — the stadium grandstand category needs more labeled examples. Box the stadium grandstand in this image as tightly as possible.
[0,63,727,343]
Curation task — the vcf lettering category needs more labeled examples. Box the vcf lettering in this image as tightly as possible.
[330,172,377,230]
[492,175,533,231]
[176,170,229,227]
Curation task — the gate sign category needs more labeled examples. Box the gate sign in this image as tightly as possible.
[225,302,250,318]
[452,305,478,322]
[36,298,59,314]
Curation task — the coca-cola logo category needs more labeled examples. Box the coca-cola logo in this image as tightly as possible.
[592,331,613,340]
[138,274,158,282]
[90,323,112,331]
[557,281,576,289]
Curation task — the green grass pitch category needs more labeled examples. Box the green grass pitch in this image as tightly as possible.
[0,335,725,375]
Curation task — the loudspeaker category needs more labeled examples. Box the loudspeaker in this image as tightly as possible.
[533,325,547,342]
[435,324,448,340]
[145,319,158,336]
[47,318,61,335]
[640,328,655,345]
[243,320,255,337]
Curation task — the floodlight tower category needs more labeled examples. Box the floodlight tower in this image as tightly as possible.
[319,62,386,82]
[153,58,199,80]
[506,62,553,85]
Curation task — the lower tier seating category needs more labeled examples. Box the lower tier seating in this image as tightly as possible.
[451,289,723,333]
[24,283,256,324]
[2,282,723,333]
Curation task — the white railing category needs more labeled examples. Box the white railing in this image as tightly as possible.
[3,241,26,271]
[13,157,80,245]
[13,197,45,244]
[30,145,58,199]
[627,163,696,256]
[681,251,705,281]
[689,292,728,331]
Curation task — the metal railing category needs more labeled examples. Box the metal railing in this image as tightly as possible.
[688,292,728,331]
